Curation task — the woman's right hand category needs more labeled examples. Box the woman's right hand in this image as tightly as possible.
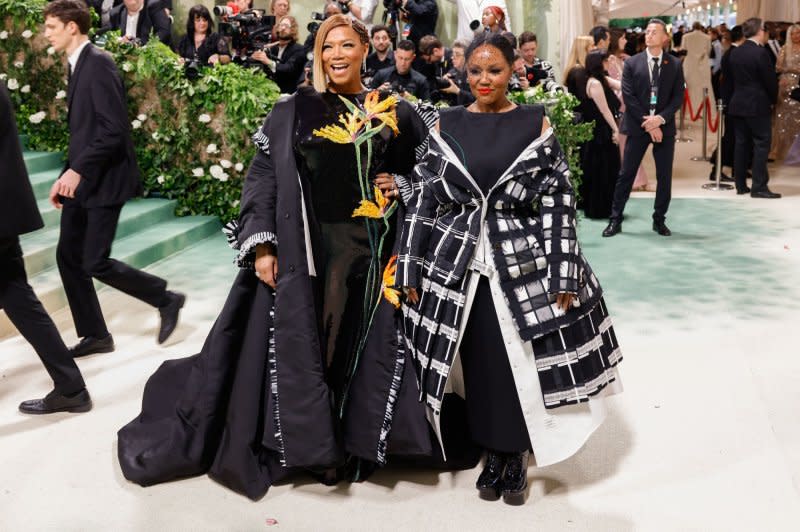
[255,243,278,289]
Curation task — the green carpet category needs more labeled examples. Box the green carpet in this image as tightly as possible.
[578,198,798,328]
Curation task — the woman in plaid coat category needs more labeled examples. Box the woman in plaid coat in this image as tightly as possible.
[396,33,624,505]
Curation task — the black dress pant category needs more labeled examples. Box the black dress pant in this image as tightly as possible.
[57,203,168,339]
[610,132,675,223]
[0,237,85,395]
[733,115,771,194]
[710,111,736,170]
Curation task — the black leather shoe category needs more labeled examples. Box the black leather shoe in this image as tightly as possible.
[19,388,92,415]
[708,170,733,182]
[602,221,621,238]
[652,221,672,236]
[158,291,186,344]
[736,186,751,195]
[476,451,506,501]
[70,335,114,358]
[751,190,781,199]
[501,451,529,505]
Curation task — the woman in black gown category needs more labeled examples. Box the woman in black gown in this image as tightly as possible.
[175,5,230,67]
[396,33,623,506]
[118,15,438,500]
[577,50,621,219]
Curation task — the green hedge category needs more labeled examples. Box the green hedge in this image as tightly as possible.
[1,0,280,222]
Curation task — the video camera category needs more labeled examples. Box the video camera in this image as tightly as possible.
[524,65,549,87]
[215,7,276,63]
[306,12,325,42]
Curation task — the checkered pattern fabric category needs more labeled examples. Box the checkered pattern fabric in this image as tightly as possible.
[397,128,608,414]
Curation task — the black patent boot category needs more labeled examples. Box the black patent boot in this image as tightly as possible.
[476,451,506,501]
[501,451,529,505]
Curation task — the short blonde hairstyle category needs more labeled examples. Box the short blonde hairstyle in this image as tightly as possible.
[312,14,370,93]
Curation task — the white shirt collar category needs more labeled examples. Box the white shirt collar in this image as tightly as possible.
[747,37,762,46]
[646,48,662,64]
[68,39,91,73]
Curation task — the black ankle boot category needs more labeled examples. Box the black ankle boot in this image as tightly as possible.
[476,451,506,501]
[501,451,529,505]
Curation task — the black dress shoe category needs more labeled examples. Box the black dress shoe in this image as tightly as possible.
[751,190,781,199]
[501,451,529,505]
[476,451,506,501]
[602,221,621,238]
[653,220,672,236]
[158,291,186,344]
[70,335,115,358]
[736,186,751,195]
[19,388,92,415]
[708,170,734,182]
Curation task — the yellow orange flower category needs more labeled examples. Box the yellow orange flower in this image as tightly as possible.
[352,186,391,219]
[313,111,364,144]
[363,90,400,136]
[382,256,401,308]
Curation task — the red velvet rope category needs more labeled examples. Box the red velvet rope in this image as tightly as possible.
[682,90,719,133]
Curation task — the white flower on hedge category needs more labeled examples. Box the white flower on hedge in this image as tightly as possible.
[157,175,166,184]
[56,90,66,99]
[7,79,18,90]
[21,30,33,39]
[20,85,30,94]
[198,114,211,123]
[234,162,244,172]
[192,167,204,177]
[47,46,56,55]
[132,119,142,129]
[122,62,133,72]
[209,165,229,182]
[206,143,219,154]
[231,199,240,207]
[0,74,6,81]
[220,159,232,169]
[151,131,160,140]
[241,118,248,125]
[137,113,147,121]
[14,61,23,68]
[28,111,46,124]
[0,31,8,40]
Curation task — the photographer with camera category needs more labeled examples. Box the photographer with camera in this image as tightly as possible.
[438,39,474,106]
[370,38,429,99]
[176,5,230,70]
[383,0,437,47]
[416,35,455,104]
[251,16,305,94]
[106,0,171,46]
[519,31,561,93]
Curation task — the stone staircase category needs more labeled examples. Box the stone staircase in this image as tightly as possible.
[0,138,222,338]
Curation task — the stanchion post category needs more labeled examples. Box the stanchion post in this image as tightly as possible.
[677,92,693,143]
[691,88,710,161]
[702,99,733,191]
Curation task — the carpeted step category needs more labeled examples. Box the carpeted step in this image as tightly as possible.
[0,216,221,338]
[28,168,61,200]
[20,198,180,277]
[23,151,64,175]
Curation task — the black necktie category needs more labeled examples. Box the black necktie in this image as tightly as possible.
[651,57,660,88]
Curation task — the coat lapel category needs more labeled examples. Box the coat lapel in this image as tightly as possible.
[67,44,91,111]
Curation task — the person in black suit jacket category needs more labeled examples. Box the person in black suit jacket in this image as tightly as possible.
[399,0,438,47]
[251,15,306,94]
[43,0,185,359]
[728,18,780,198]
[603,19,685,238]
[0,81,91,414]
[107,0,171,46]
[708,25,745,182]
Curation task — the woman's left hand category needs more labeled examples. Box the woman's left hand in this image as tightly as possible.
[374,173,399,199]
[556,293,575,311]
[208,54,219,65]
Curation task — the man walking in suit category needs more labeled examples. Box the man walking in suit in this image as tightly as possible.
[603,18,685,238]
[43,0,184,358]
[728,17,780,199]
[0,82,91,414]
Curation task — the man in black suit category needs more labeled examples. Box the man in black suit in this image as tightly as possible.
[43,0,184,358]
[107,0,171,46]
[603,19,685,238]
[0,82,91,414]
[708,25,744,182]
[251,15,306,94]
[399,0,438,47]
[728,17,780,198]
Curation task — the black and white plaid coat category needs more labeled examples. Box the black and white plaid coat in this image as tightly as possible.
[396,118,604,415]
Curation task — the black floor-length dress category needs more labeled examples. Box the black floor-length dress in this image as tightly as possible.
[578,83,621,219]
[118,89,441,500]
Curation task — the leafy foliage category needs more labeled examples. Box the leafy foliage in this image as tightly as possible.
[510,86,594,197]
[1,3,280,221]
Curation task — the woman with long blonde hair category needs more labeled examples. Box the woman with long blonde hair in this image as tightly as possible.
[769,24,800,160]
[118,14,440,499]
